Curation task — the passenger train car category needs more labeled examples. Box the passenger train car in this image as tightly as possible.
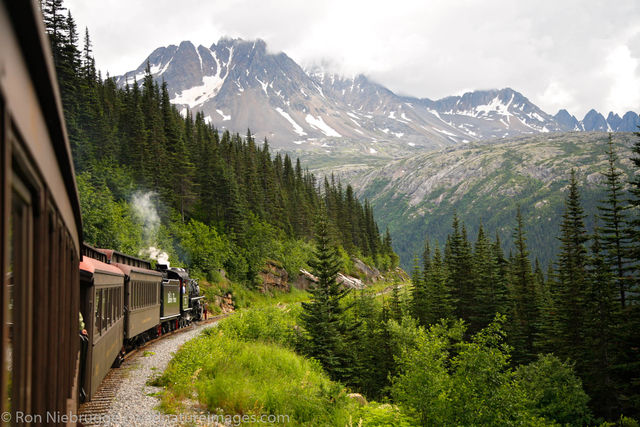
[78,246,204,402]
[1,0,206,419]
[1,0,83,421]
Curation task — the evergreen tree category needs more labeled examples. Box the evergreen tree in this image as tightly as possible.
[300,214,354,383]
[470,224,505,333]
[584,227,620,418]
[424,243,453,325]
[508,206,538,364]
[446,214,473,324]
[552,169,589,366]
[411,250,428,326]
[598,134,630,307]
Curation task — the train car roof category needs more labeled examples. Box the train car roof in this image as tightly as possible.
[97,248,153,270]
[79,256,124,277]
[111,262,163,279]
[1,1,82,250]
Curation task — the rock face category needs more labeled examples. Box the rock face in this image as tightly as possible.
[293,267,370,290]
[214,292,234,313]
[352,258,383,282]
[258,260,289,293]
[294,269,317,290]
[337,273,364,290]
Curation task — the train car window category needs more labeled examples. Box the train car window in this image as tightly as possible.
[106,288,110,328]
[111,288,115,326]
[133,282,138,310]
[101,289,107,333]
[95,289,101,336]
[8,173,34,415]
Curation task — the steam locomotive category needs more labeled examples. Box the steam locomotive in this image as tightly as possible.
[78,245,204,401]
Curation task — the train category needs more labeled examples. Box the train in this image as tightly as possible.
[0,1,205,422]
[78,244,204,401]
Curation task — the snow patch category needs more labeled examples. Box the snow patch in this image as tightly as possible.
[276,107,306,136]
[216,109,231,121]
[305,114,341,137]
[204,115,212,124]
[369,147,377,154]
[159,58,172,74]
[256,76,269,95]
[433,128,457,137]
[408,142,416,147]
[172,74,226,108]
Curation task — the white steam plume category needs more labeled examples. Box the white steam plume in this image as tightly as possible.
[131,191,169,267]
[131,191,160,244]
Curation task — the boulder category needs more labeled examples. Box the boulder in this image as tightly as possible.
[214,291,234,313]
[347,393,368,406]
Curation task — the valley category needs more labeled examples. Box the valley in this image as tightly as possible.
[338,131,638,267]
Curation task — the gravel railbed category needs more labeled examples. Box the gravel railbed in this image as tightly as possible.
[101,321,219,427]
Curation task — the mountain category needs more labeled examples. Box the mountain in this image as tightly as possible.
[337,132,637,268]
[554,109,580,130]
[116,38,638,155]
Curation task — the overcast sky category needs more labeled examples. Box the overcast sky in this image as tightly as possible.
[65,0,639,118]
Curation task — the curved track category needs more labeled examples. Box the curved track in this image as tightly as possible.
[77,313,231,424]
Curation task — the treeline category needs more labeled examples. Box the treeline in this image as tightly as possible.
[41,0,397,280]
[409,135,640,420]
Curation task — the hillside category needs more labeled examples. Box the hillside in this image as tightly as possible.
[341,132,638,267]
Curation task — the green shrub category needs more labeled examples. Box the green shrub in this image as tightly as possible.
[390,317,591,426]
[515,354,592,426]
[353,402,416,427]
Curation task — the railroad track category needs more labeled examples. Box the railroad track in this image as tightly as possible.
[77,313,231,424]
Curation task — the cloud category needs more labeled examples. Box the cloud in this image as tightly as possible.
[605,45,640,114]
[64,0,640,118]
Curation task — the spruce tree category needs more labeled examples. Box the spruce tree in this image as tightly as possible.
[598,134,630,307]
[508,206,538,364]
[471,224,503,333]
[584,226,620,418]
[425,243,453,325]
[300,214,353,383]
[411,250,428,326]
[446,214,473,323]
[553,169,589,366]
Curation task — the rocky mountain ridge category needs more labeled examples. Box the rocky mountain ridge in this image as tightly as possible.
[116,38,640,154]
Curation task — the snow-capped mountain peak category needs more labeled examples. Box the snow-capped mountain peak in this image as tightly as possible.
[115,38,640,152]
